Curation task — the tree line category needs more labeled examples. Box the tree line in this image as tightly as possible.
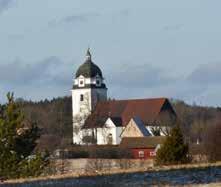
[1,94,221,179]
[14,96,221,161]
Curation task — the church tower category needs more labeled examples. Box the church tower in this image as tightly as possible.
[72,49,107,144]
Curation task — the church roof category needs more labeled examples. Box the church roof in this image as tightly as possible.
[109,117,123,127]
[83,98,176,129]
[75,49,103,78]
[120,136,166,149]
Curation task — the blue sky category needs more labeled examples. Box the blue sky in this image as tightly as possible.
[0,0,221,106]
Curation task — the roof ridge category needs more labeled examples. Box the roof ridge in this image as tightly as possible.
[123,136,166,139]
[97,97,167,104]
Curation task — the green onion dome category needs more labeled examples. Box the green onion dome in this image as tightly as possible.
[75,49,103,78]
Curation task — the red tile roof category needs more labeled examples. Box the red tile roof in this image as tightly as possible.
[83,97,176,129]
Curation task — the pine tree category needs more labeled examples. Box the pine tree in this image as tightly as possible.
[0,93,48,179]
[156,124,189,165]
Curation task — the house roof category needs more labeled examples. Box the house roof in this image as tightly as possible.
[120,117,150,137]
[132,117,150,136]
[83,98,176,129]
[109,117,122,127]
[120,136,166,149]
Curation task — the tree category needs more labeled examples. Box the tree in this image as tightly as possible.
[155,124,189,165]
[203,120,221,161]
[0,93,48,179]
[19,96,73,152]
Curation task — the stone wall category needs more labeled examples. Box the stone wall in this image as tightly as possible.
[52,159,154,175]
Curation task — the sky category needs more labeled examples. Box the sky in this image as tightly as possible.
[0,0,221,106]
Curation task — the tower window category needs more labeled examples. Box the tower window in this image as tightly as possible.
[80,94,84,101]
[96,80,101,86]
[79,78,85,87]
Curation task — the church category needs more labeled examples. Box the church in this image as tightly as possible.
[72,49,177,145]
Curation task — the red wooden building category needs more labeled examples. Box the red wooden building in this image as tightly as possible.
[120,136,166,159]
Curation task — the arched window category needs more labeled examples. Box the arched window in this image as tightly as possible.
[80,94,84,101]
[96,78,101,86]
[79,78,85,87]
[107,133,113,145]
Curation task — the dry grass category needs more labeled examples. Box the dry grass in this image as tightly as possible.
[179,183,221,187]
[151,183,221,187]
[3,161,221,185]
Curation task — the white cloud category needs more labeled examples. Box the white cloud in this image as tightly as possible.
[188,62,221,85]
[0,57,75,103]
[0,0,14,14]
[1,58,221,106]
[107,62,221,106]
[48,13,100,28]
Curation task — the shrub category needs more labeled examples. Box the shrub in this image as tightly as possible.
[0,93,49,179]
[156,124,189,165]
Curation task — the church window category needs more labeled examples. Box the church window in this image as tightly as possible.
[79,79,85,87]
[80,94,84,101]
[107,133,113,144]
[96,79,101,86]
[80,80,84,85]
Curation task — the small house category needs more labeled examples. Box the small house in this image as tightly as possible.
[120,136,166,159]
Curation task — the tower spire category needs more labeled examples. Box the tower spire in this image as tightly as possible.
[85,47,91,61]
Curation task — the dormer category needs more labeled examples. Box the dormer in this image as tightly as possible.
[95,75,102,87]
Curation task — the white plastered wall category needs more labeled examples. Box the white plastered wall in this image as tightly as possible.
[72,73,107,144]
[72,88,92,116]
[96,118,123,145]
[74,76,104,86]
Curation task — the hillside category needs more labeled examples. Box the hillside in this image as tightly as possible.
[16,96,221,153]
[18,97,73,152]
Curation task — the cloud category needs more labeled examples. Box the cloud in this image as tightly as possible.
[105,62,179,101]
[105,61,221,106]
[48,13,100,27]
[163,24,183,31]
[1,57,221,106]
[0,57,65,84]
[152,62,221,106]
[0,0,14,14]
[7,34,24,41]
[107,63,173,89]
[187,62,221,85]
[118,9,130,17]
[0,57,75,102]
[63,15,89,24]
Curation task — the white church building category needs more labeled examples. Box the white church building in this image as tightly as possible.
[72,49,177,145]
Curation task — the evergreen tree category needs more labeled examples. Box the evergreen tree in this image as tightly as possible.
[156,124,189,165]
[0,93,48,179]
